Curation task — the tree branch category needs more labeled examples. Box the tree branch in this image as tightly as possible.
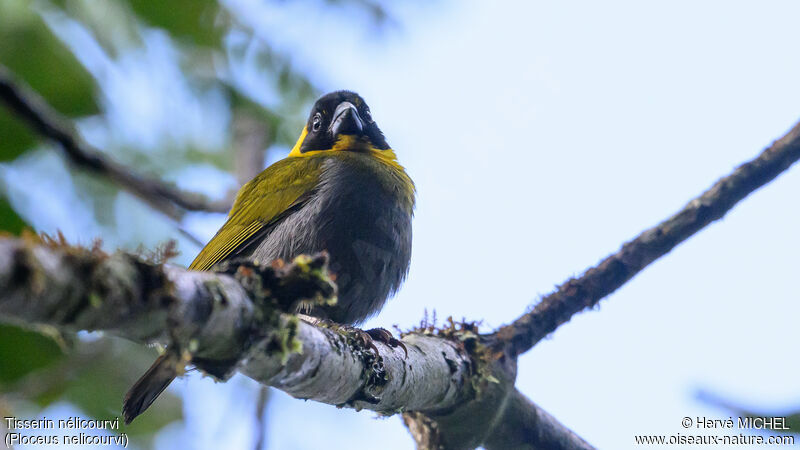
[401,346,593,449]
[483,389,593,450]
[0,237,587,449]
[0,65,230,219]
[252,386,270,450]
[493,119,800,358]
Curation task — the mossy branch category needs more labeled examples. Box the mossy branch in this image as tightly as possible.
[493,118,800,358]
[0,236,586,448]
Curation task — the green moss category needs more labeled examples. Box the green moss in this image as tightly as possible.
[216,253,337,315]
[259,315,303,365]
[202,279,227,304]
[272,315,303,364]
[88,292,102,308]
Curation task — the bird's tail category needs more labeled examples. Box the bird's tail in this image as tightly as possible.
[122,351,180,424]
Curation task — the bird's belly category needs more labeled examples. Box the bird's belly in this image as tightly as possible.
[246,181,412,325]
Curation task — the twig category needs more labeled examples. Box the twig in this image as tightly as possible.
[0,65,230,219]
[253,386,270,450]
[493,119,800,358]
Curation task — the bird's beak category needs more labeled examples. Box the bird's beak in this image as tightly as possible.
[329,101,364,137]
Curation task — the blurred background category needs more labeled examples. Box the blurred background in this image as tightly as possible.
[1,0,800,448]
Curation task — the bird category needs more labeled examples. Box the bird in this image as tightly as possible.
[122,90,415,423]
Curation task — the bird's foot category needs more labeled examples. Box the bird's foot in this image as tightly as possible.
[363,327,408,358]
[311,319,408,358]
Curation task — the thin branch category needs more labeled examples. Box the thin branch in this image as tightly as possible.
[0,65,230,219]
[493,119,800,358]
[253,386,270,450]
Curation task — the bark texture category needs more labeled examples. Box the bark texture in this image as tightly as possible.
[0,238,572,447]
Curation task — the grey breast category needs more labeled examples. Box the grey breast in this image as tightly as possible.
[247,154,412,325]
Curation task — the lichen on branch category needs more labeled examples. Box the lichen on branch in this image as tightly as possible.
[0,236,488,420]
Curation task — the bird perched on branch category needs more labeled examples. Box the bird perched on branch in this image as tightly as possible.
[123,91,415,423]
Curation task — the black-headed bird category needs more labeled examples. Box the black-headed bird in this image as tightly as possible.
[123,91,415,423]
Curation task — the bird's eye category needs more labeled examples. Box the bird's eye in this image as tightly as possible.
[363,108,374,124]
[312,113,322,132]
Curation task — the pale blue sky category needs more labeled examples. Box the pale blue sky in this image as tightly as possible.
[6,1,800,449]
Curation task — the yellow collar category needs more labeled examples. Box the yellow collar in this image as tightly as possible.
[288,128,404,171]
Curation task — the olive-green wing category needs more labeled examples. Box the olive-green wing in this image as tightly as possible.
[189,156,324,271]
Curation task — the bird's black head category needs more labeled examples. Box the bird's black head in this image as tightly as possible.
[289,91,390,156]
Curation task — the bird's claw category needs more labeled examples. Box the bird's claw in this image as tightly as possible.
[364,327,408,358]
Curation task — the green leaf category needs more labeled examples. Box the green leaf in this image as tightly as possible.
[0,1,98,158]
[125,0,222,47]
[2,336,182,441]
[0,2,98,117]
[55,340,183,438]
[786,412,800,434]
[0,196,29,234]
[0,111,37,162]
[0,324,65,384]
